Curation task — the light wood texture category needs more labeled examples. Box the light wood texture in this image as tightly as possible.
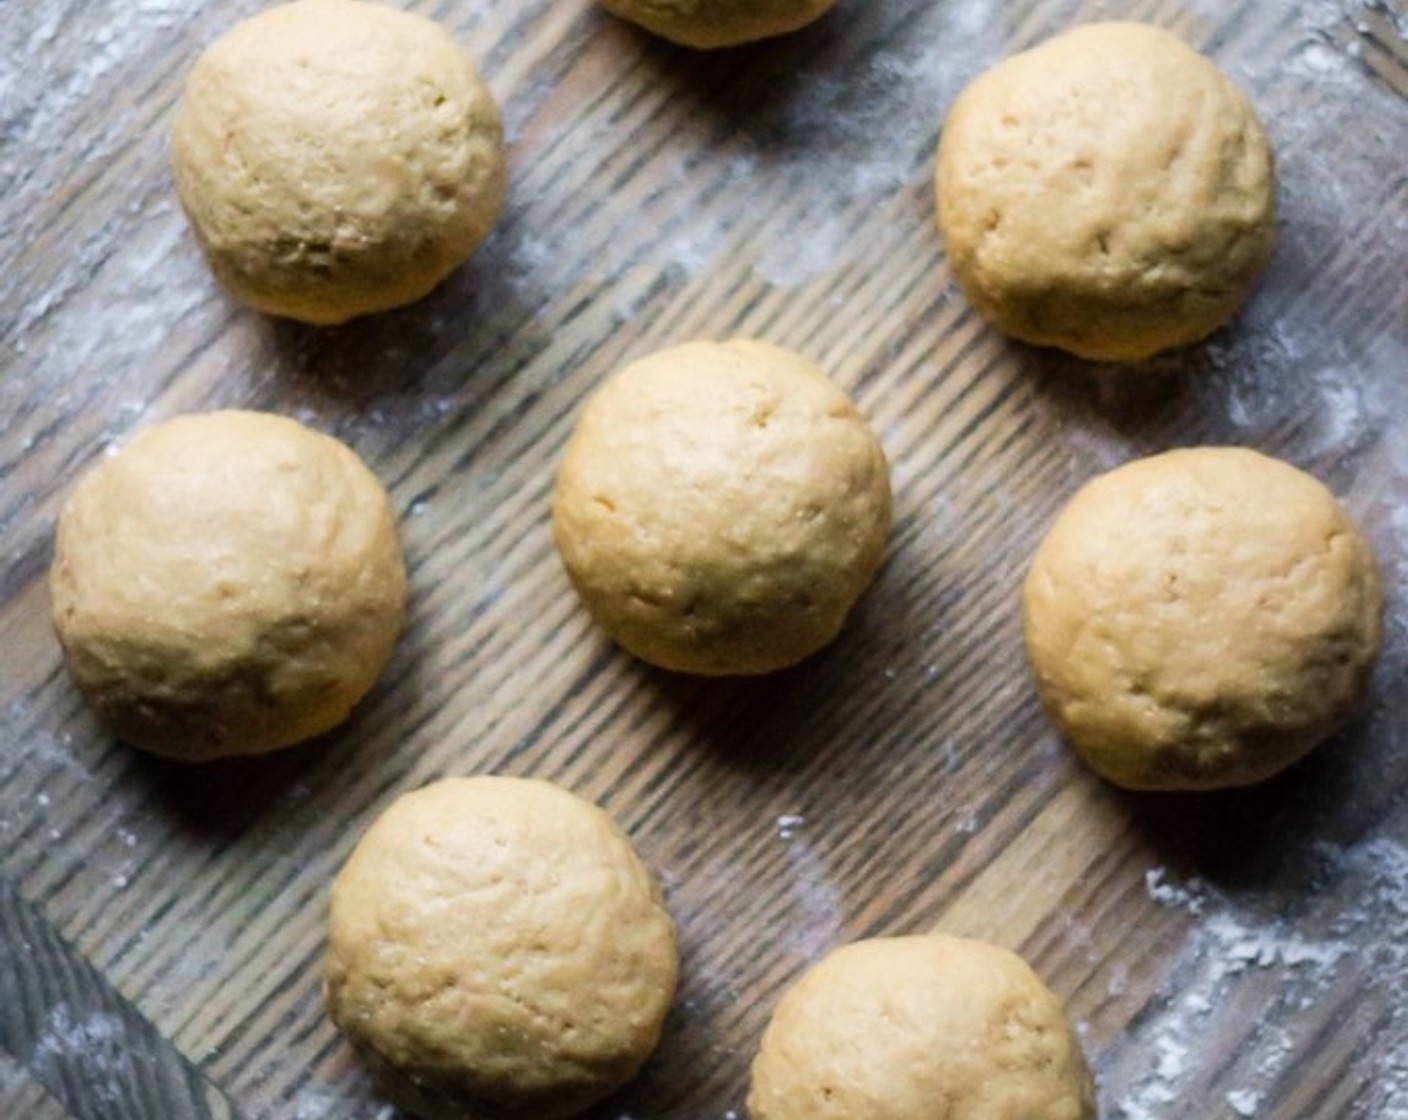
[2,0,1406,1117]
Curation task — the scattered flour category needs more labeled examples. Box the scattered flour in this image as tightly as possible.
[744,0,1003,288]
[1143,867,1205,915]
[772,815,842,961]
[292,1087,337,1119]
[29,1006,129,1107]
[1124,832,1408,1118]
[1206,911,1352,975]
[1335,839,1408,1119]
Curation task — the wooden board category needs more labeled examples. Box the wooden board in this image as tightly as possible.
[2,0,1406,1117]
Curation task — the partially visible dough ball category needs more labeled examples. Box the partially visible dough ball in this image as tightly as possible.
[598,0,836,49]
[1023,447,1382,791]
[552,339,892,676]
[49,411,406,761]
[748,936,1095,1120]
[325,777,679,1120]
[935,22,1275,361]
[171,0,506,325]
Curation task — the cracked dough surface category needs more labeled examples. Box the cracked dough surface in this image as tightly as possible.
[598,0,837,48]
[935,21,1275,361]
[324,777,678,1120]
[552,339,891,676]
[171,0,505,325]
[748,935,1095,1120]
[49,411,406,761]
[1023,447,1382,791]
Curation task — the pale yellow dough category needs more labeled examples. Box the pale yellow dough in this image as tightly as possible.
[598,0,836,48]
[49,411,406,761]
[748,936,1096,1120]
[325,777,679,1120]
[936,22,1275,361]
[171,0,505,325]
[1023,447,1382,791]
[552,339,892,676]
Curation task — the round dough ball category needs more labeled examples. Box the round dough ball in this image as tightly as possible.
[748,935,1095,1120]
[171,0,506,325]
[598,0,836,49]
[49,411,406,761]
[935,22,1275,361]
[552,339,892,676]
[325,777,679,1120]
[1023,447,1382,791]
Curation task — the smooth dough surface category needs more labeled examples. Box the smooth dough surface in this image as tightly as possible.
[598,0,836,48]
[49,411,406,761]
[552,339,892,676]
[936,21,1275,361]
[171,0,505,325]
[325,777,678,1120]
[1023,447,1382,791]
[748,936,1095,1120]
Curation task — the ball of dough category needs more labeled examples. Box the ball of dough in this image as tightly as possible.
[171,0,506,325]
[935,22,1275,361]
[1023,447,1382,791]
[49,411,406,761]
[748,935,1095,1120]
[325,777,679,1120]
[598,0,836,49]
[552,339,892,676]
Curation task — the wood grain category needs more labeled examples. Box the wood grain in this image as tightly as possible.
[1,0,1406,1117]
[0,1052,72,1120]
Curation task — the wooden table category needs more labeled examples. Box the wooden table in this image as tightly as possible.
[2,0,1406,1117]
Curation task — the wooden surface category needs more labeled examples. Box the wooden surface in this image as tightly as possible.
[2,0,1407,1117]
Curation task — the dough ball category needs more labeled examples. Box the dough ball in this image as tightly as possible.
[1023,447,1382,791]
[935,22,1275,361]
[325,777,678,1120]
[748,935,1095,1120]
[49,411,406,761]
[598,0,836,49]
[171,0,506,325]
[552,339,891,676]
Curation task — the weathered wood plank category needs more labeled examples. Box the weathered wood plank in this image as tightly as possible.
[1,0,1404,1116]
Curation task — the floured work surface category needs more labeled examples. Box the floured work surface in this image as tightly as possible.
[1,0,1405,1117]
